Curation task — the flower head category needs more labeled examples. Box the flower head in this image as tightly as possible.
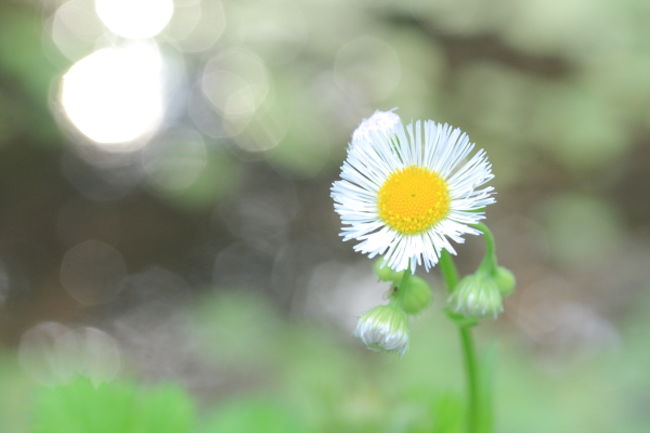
[354,304,409,355]
[448,272,503,318]
[331,111,495,272]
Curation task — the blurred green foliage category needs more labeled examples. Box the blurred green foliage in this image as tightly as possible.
[0,291,648,432]
[32,378,195,433]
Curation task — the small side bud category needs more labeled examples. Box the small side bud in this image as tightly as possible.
[373,257,404,283]
[448,272,503,318]
[493,266,515,296]
[354,304,409,355]
[351,109,400,146]
[393,275,432,315]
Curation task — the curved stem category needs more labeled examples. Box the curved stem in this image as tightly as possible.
[475,223,497,273]
[440,250,481,433]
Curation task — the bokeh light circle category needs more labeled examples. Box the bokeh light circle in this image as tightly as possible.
[19,322,121,385]
[60,239,127,305]
[95,0,174,39]
[60,42,165,149]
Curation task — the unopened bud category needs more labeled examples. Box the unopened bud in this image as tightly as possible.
[393,275,432,315]
[354,304,409,355]
[351,109,400,146]
[448,272,503,318]
[373,257,404,283]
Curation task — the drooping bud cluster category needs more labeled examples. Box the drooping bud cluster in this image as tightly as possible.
[354,258,434,356]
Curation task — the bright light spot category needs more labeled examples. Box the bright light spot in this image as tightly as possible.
[50,0,105,61]
[95,0,174,39]
[60,43,165,150]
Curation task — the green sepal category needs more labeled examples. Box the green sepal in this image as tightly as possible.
[445,310,479,328]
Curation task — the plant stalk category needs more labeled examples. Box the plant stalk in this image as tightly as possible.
[475,223,497,273]
[440,250,481,433]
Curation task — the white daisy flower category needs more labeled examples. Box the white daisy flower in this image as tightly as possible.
[331,114,495,272]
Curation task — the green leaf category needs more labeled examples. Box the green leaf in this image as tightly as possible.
[31,377,195,433]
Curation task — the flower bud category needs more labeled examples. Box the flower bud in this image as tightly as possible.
[393,275,432,315]
[373,257,404,283]
[354,304,409,355]
[493,266,515,296]
[351,109,400,146]
[448,272,503,318]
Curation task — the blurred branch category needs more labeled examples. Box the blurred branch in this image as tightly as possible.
[380,11,572,79]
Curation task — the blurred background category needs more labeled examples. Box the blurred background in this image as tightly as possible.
[0,0,649,432]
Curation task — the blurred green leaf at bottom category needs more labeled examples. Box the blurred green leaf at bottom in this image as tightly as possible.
[31,377,195,433]
[199,397,307,433]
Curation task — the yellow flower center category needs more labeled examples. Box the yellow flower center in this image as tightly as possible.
[378,166,451,235]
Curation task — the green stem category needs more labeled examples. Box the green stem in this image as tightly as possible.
[459,325,480,433]
[440,250,481,433]
[439,250,459,294]
[398,268,411,288]
[475,223,497,273]
[390,269,412,306]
